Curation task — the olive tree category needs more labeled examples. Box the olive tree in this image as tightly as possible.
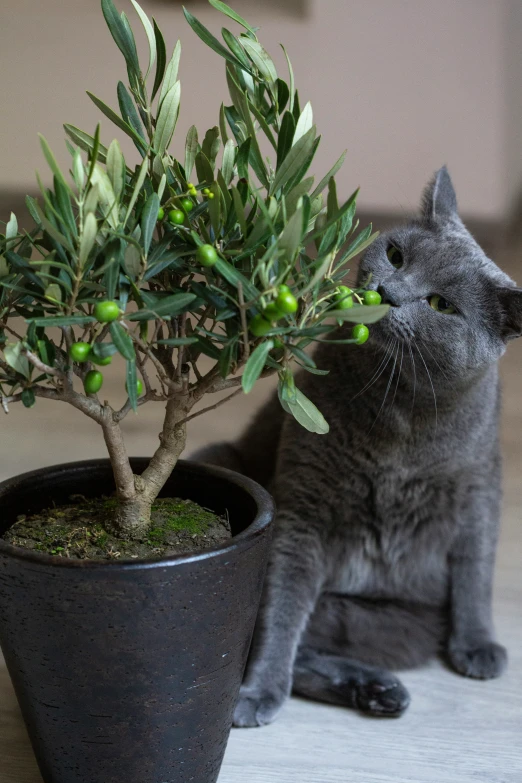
[0,0,387,538]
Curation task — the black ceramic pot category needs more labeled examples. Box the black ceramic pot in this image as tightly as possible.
[0,458,274,783]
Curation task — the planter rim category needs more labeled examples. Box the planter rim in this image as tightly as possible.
[0,458,275,571]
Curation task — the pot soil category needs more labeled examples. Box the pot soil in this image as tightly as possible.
[3,496,232,560]
[0,458,274,783]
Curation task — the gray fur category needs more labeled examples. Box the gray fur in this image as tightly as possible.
[196,167,518,726]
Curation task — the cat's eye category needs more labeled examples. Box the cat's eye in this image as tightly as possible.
[387,245,403,269]
[428,294,456,314]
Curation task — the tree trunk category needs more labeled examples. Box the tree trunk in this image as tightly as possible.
[102,395,191,541]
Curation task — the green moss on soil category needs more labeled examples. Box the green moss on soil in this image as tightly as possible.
[2,496,232,562]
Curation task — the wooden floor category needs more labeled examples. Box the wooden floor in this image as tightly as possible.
[1,244,521,783]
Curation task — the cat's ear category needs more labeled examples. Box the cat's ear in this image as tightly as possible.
[421,166,458,223]
[497,287,522,340]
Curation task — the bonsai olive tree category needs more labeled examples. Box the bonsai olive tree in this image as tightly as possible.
[0,0,387,539]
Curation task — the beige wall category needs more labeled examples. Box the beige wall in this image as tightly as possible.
[0,0,511,219]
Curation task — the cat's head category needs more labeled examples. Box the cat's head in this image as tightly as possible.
[358,167,522,379]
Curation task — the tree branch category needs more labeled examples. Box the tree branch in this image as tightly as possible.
[24,348,64,378]
[181,387,243,424]
[100,410,136,502]
[237,282,250,361]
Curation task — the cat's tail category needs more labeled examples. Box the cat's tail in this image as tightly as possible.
[191,391,284,488]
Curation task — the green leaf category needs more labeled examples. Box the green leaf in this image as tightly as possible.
[79,213,98,267]
[126,360,138,411]
[44,283,62,303]
[154,81,180,155]
[209,0,257,36]
[91,342,118,360]
[240,37,277,83]
[184,125,199,180]
[183,7,247,72]
[27,315,96,327]
[286,387,329,434]
[326,304,390,324]
[277,78,290,113]
[87,92,149,151]
[124,243,141,278]
[214,257,258,300]
[126,292,197,320]
[311,150,347,199]
[101,0,140,75]
[293,101,313,146]
[208,181,222,237]
[141,193,160,254]
[5,212,18,241]
[38,135,71,192]
[106,139,125,198]
[3,343,30,379]
[308,188,359,242]
[25,196,42,225]
[151,19,167,101]
[130,0,156,78]
[281,45,295,112]
[221,139,236,186]
[31,204,76,254]
[117,81,147,154]
[242,339,273,393]
[195,150,215,185]
[222,29,252,71]
[124,156,149,226]
[21,388,36,409]
[195,335,221,360]
[90,165,119,229]
[271,125,316,195]
[159,40,181,108]
[157,337,199,346]
[219,102,229,143]
[63,125,109,166]
[231,186,247,235]
[278,199,304,262]
[110,321,136,360]
[339,226,379,264]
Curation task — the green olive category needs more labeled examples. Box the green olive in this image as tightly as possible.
[249,314,273,337]
[363,290,382,306]
[334,286,354,310]
[94,300,120,323]
[69,342,91,363]
[197,244,218,267]
[263,303,283,321]
[352,324,370,345]
[275,288,298,314]
[126,378,144,396]
[168,209,185,226]
[89,351,112,367]
[180,198,194,213]
[157,207,165,221]
[84,370,103,394]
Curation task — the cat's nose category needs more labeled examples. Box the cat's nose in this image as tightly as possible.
[377,284,400,307]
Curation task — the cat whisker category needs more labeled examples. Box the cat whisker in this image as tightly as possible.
[413,337,438,429]
[414,337,457,390]
[390,342,404,413]
[406,340,417,412]
[368,339,400,435]
[350,337,395,402]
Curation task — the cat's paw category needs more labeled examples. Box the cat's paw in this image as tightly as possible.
[233,684,287,728]
[355,674,411,717]
[448,640,507,679]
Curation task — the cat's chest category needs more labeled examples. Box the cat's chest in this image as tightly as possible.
[325,470,457,603]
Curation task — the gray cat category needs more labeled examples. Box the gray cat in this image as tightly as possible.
[197,168,521,726]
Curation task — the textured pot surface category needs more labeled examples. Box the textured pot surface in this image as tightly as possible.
[0,459,274,783]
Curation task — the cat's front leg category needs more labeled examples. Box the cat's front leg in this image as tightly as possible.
[448,487,507,680]
[234,512,325,727]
